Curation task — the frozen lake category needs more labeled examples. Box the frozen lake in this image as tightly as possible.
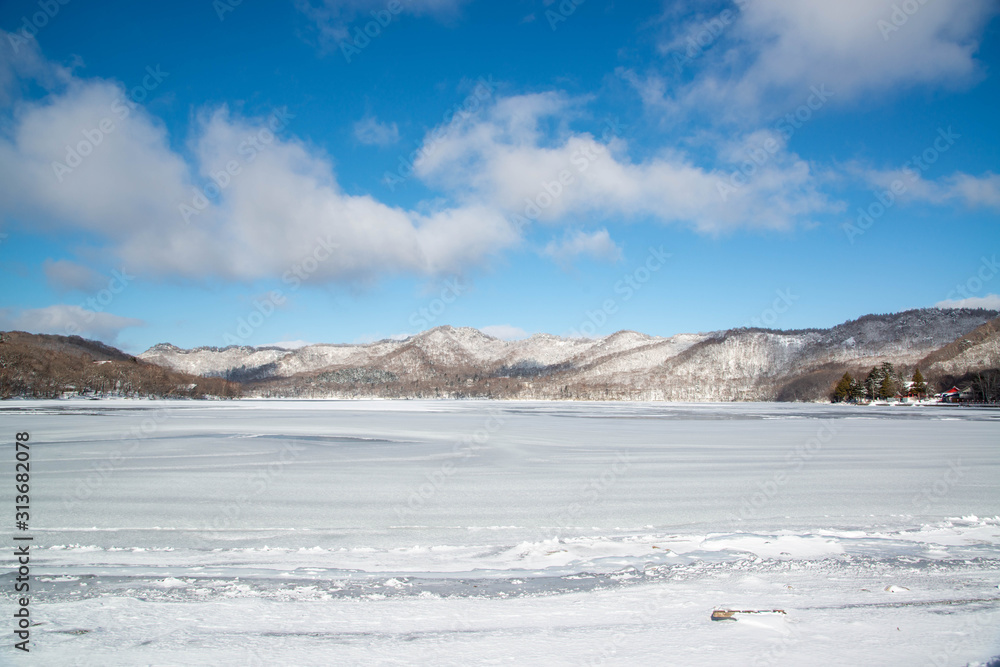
[1,399,998,665]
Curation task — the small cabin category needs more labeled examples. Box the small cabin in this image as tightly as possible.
[939,386,971,403]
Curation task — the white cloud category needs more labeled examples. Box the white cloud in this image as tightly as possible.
[179,109,521,279]
[543,229,623,266]
[0,29,72,107]
[947,173,1000,209]
[935,294,1000,310]
[296,0,469,43]
[480,324,529,340]
[42,259,105,292]
[644,0,997,119]
[0,305,144,343]
[0,51,521,284]
[863,168,1000,210]
[0,27,842,291]
[414,92,833,233]
[0,77,191,239]
[354,115,399,146]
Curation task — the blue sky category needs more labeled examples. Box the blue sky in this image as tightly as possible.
[1,0,998,353]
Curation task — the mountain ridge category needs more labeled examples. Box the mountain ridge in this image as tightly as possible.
[137,307,1000,402]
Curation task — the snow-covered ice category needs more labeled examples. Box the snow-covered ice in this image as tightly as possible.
[1,399,998,665]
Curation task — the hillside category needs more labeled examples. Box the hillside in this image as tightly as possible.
[137,308,999,402]
[919,317,1000,376]
[0,331,240,399]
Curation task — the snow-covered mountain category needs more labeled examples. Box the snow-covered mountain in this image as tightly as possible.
[139,308,1000,401]
[919,316,1000,377]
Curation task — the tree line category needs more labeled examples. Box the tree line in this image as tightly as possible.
[832,362,926,402]
[831,361,1000,403]
[0,332,239,399]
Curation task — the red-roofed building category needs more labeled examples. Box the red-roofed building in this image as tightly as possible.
[939,386,971,403]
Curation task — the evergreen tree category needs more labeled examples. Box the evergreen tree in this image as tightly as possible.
[911,368,927,397]
[833,372,853,402]
[861,362,899,400]
[849,378,866,401]
[864,366,880,400]
[879,373,896,400]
